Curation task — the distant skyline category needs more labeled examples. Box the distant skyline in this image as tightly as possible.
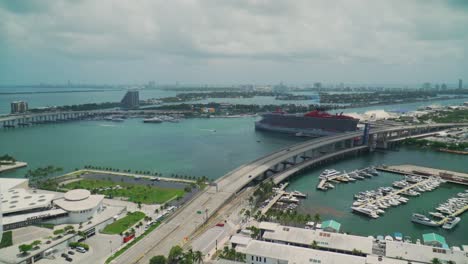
[1,0,467,85]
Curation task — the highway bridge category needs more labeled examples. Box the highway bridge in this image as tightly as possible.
[111,122,468,264]
[0,110,190,127]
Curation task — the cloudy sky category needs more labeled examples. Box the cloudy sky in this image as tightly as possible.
[0,0,467,86]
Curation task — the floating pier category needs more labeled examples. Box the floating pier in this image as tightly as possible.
[376,164,468,185]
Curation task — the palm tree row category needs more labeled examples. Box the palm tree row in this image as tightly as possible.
[149,245,203,264]
[82,165,209,182]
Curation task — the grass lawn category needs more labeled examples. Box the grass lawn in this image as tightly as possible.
[63,179,185,204]
[101,211,146,234]
[0,231,13,248]
[106,220,163,263]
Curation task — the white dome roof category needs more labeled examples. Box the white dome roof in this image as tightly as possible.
[64,189,91,201]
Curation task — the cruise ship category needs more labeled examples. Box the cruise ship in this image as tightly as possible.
[255,109,359,136]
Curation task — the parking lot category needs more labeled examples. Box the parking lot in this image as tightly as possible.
[37,233,122,264]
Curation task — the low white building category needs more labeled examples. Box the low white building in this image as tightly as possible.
[258,222,373,255]
[239,240,367,264]
[385,240,468,264]
[53,189,104,224]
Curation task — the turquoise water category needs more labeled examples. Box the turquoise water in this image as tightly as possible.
[287,148,467,246]
[0,117,303,179]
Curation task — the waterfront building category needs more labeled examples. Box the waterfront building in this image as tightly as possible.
[10,101,28,114]
[258,222,373,255]
[233,222,468,264]
[422,233,447,248]
[321,220,341,233]
[0,178,105,230]
[121,90,139,109]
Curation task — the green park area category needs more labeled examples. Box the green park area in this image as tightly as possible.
[63,179,185,204]
[101,211,146,235]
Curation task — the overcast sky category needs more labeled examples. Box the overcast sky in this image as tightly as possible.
[0,0,467,86]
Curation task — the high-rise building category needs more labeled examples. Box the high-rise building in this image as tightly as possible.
[459,79,463,89]
[10,101,28,114]
[121,90,139,109]
[441,83,447,90]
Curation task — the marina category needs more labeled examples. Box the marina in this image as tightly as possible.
[259,183,308,214]
[316,167,379,191]
[351,175,444,219]
[376,164,468,185]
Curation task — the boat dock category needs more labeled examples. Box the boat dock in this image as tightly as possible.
[357,178,434,208]
[376,164,468,185]
[261,182,289,215]
[316,167,377,191]
[436,204,468,226]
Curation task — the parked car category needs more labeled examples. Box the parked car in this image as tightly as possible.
[61,253,68,258]
[65,257,73,262]
[76,247,87,253]
[68,251,75,255]
[215,222,225,227]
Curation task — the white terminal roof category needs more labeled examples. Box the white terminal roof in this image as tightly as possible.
[2,208,67,225]
[53,189,103,212]
[0,178,28,193]
[1,188,55,214]
[242,240,366,264]
[259,222,374,254]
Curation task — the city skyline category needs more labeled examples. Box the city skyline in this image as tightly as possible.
[1,0,468,85]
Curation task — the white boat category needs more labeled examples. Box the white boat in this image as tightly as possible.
[351,207,379,219]
[429,212,445,218]
[411,213,440,227]
[319,169,341,179]
[291,191,307,198]
[385,235,394,241]
[442,217,461,230]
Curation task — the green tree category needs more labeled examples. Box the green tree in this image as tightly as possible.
[168,245,184,264]
[31,240,42,249]
[18,244,32,255]
[193,250,204,263]
[150,255,167,264]
[313,213,321,230]
[431,258,441,264]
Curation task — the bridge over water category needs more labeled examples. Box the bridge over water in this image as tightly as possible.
[0,110,190,127]
[112,122,468,264]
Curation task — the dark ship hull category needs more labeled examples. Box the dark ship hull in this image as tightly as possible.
[255,110,359,136]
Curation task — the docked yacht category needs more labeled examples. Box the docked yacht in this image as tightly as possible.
[411,213,440,227]
[351,207,379,219]
[442,217,461,230]
[319,169,341,179]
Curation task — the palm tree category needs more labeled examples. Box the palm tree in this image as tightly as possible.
[193,250,204,263]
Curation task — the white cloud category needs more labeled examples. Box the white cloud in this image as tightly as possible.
[0,0,467,83]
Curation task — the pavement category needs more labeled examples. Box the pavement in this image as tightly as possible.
[36,233,122,264]
[13,226,53,245]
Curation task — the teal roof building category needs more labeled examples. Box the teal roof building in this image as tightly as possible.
[321,220,341,233]
[423,233,447,248]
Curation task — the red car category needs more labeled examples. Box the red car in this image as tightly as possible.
[215,222,224,227]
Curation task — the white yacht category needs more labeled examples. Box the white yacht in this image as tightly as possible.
[442,217,461,230]
[411,213,440,227]
[143,117,163,123]
[319,169,341,179]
